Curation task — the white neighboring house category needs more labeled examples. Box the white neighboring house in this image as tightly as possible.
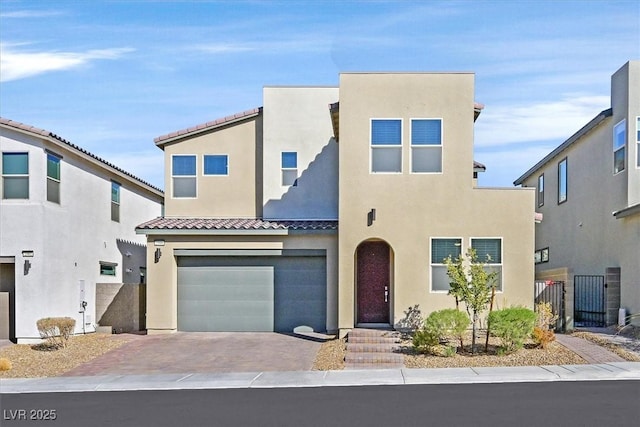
[0,118,164,343]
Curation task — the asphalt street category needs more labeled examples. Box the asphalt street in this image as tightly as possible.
[2,380,639,427]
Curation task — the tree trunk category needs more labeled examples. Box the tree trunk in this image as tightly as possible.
[471,311,478,354]
[485,286,496,352]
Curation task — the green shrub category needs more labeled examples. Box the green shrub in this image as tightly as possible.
[36,317,76,349]
[413,309,469,356]
[488,307,536,354]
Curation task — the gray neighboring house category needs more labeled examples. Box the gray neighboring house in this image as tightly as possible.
[514,61,640,328]
[0,118,164,343]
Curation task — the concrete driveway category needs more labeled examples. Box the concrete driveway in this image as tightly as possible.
[62,332,327,377]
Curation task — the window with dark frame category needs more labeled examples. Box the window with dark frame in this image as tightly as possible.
[537,174,544,207]
[2,152,29,199]
[46,153,61,204]
[111,181,120,222]
[558,158,567,204]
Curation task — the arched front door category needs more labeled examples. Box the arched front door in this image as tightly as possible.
[356,241,391,324]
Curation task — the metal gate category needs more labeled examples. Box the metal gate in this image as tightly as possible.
[534,280,565,332]
[574,275,606,327]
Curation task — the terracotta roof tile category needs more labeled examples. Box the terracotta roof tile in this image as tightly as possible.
[136,217,338,232]
[0,117,163,195]
[154,107,263,145]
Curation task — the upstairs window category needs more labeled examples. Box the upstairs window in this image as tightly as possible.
[411,119,442,173]
[471,238,503,291]
[204,155,228,176]
[2,152,29,199]
[636,117,639,168]
[172,155,196,198]
[46,153,61,204]
[558,158,568,204]
[371,119,402,173]
[281,152,298,186]
[613,120,626,174]
[537,174,544,207]
[430,238,461,292]
[111,181,120,222]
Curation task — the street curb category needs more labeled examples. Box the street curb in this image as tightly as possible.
[1,362,639,394]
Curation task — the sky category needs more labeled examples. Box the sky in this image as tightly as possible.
[1,0,638,190]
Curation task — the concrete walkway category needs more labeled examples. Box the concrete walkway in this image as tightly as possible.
[555,334,626,364]
[1,362,639,394]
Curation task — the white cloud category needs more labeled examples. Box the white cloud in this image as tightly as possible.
[475,95,610,147]
[0,44,135,82]
[0,10,65,18]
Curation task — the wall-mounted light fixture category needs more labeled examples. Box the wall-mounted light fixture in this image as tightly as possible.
[367,208,376,226]
[154,240,165,247]
[154,248,162,263]
[125,251,132,257]
[22,250,34,275]
[125,268,133,273]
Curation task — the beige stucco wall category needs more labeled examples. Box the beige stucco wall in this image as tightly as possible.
[144,232,338,333]
[337,73,535,332]
[162,115,263,218]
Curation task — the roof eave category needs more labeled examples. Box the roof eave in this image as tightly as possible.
[513,108,613,186]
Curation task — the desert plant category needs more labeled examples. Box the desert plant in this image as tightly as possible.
[533,302,559,349]
[444,248,498,353]
[413,309,470,356]
[36,317,76,349]
[0,357,12,371]
[488,307,536,354]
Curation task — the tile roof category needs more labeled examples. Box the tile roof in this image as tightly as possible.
[136,217,338,231]
[0,117,163,196]
[154,107,263,146]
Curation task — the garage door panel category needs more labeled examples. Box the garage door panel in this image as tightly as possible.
[177,255,326,332]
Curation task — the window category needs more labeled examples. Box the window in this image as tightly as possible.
[46,153,61,203]
[636,117,640,168]
[2,152,29,199]
[411,119,442,173]
[371,119,402,173]
[535,247,549,265]
[281,152,297,186]
[204,155,228,175]
[99,261,117,276]
[111,181,120,222]
[613,120,626,174]
[537,174,544,207]
[472,238,502,291]
[431,238,461,291]
[558,158,567,204]
[172,155,196,198]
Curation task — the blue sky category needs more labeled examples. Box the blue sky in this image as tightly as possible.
[1,0,638,189]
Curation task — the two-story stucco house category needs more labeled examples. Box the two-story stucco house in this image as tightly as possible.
[514,61,640,328]
[0,118,164,343]
[137,72,535,337]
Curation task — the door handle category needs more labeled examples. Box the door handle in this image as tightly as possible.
[384,286,388,303]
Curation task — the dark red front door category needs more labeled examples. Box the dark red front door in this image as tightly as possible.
[357,241,390,323]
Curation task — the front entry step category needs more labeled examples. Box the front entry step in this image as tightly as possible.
[344,328,404,369]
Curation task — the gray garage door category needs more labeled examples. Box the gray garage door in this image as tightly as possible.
[177,254,326,332]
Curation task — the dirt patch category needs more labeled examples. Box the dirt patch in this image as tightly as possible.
[0,333,132,378]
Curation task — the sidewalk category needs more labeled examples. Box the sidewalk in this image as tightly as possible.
[1,362,639,394]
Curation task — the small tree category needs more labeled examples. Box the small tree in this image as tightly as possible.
[444,248,498,354]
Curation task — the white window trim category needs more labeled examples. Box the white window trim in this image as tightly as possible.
[409,117,443,175]
[171,154,198,199]
[470,237,504,293]
[429,236,462,293]
[202,154,229,176]
[613,119,626,175]
[370,118,403,174]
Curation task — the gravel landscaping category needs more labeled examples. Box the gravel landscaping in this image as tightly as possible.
[0,333,131,378]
